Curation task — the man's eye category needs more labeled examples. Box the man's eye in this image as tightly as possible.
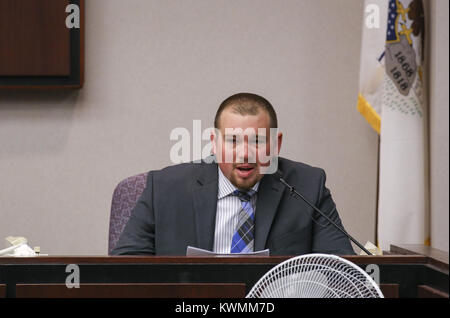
[250,137,265,145]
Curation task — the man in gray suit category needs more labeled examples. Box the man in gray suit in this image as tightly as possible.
[112,93,355,256]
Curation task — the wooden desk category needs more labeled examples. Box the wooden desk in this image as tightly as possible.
[390,244,449,298]
[391,244,449,270]
[0,255,447,298]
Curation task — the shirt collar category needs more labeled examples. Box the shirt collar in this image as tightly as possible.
[217,166,260,199]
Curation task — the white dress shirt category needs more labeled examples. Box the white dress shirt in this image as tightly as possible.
[213,167,259,253]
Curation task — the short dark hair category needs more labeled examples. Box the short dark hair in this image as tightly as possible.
[214,93,278,129]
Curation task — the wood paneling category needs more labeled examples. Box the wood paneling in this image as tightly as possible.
[1,256,448,298]
[16,283,246,298]
[391,244,449,271]
[417,285,449,298]
[379,284,399,298]
[0,0,70,76]
[0,255,429,265]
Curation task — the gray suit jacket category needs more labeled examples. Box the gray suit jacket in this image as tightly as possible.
[111,157,355,256]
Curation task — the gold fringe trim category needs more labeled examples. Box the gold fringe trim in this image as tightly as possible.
[357,93,381,134]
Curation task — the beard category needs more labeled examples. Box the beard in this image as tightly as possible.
[228,169,262,190]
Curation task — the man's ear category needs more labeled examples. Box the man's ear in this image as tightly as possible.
[210,130,216,155]
[277,132,283,155]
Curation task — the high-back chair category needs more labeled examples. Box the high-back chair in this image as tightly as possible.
[108,173,147,254]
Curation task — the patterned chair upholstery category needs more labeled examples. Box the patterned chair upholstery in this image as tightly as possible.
[108,172,147,254]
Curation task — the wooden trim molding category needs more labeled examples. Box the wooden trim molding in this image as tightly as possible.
[0,0,84,89]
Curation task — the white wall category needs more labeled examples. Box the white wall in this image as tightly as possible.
[429,0,449,252]
[1,0,381,255]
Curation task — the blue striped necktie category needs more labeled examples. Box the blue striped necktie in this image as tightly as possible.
[230,189,256,253]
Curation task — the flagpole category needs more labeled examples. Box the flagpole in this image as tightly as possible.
[375,135,380,248]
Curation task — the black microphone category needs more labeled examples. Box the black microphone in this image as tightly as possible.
[274,169,372,256]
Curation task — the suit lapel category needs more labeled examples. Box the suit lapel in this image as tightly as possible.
[192,162,219,251]
[254,174,285,251]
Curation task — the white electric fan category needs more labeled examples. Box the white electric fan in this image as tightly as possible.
[247,254,384,298]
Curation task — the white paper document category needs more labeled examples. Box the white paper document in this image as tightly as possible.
[186,246,270,257]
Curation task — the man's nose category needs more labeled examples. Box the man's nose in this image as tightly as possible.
[236,141,256,163]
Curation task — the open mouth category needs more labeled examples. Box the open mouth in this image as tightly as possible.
[235,165,256,178]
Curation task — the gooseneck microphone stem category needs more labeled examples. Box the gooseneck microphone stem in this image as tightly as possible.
[277,175,373,256]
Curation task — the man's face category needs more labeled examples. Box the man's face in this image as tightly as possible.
[211,108,282,190]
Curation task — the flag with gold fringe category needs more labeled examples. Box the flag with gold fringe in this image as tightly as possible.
[358,0,429,251]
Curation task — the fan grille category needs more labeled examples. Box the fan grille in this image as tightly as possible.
[247,254,383,298]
